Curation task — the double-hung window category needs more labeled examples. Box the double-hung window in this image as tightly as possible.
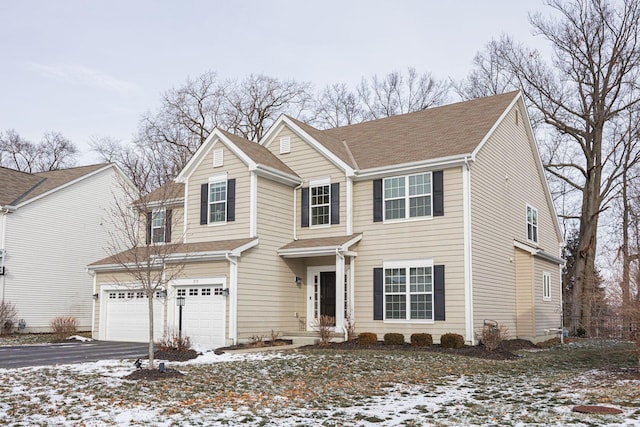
[527,205,538,243]
[208,178,227,224]
[151,209,166,243]
[311,183,330,226]
[384,260,433,321]
[383,172,432,221]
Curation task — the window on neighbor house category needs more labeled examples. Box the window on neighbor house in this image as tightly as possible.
[384,173,432,221]
[527,205,539,243]
[311,184,330,226]
[151,209,165,243]
[208,179,227,223]
[384,264,433,320]
[543,272,551,301]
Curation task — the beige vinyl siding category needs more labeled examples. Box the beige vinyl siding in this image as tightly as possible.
[265,126,347,239]
[534,258,562,338]
[236,176,305,338]
[514,248,534,338]
[470,104,562,337]
[351,167,466,343]
[185,142,251,243]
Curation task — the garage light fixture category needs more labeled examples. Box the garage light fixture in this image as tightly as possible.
[176,296,185,307]
[92,293,99,300]
[221,288,229,297]
[295,276,302,286]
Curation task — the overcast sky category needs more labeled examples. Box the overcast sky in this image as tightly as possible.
[0,1,551,165]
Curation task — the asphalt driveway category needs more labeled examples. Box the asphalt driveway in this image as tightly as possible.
[0,341,150,369]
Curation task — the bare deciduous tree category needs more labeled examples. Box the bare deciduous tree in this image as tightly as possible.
[313,83,364,129]
[357,67,449,120]
[453,48,517,100]
[0,129,77,173]
[101,180,186,369]
[484,0,640,332]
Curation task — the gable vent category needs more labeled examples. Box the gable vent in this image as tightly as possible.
[213,148,223,167]
[280,136,291,154]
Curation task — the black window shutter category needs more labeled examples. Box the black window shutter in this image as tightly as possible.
[164,209,172,243]
[434,264,445,321]
[301,187,309,228]
[433,170,444,217]
[330,182,340,225]
[373,179,383,222]
[145,212,152,245]
[227,179,236,222]
[373,267,384,320]
[200,183,208,225]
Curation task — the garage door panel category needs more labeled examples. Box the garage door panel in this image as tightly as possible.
[176,286,225,349]
[105,291,164,342]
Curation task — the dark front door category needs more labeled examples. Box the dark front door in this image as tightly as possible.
[320,271,336,323]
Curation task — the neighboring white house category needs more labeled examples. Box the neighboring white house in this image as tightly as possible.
[0,163,131,332]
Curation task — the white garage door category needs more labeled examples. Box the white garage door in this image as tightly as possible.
[175,286,226,349]
[104,290,165,342]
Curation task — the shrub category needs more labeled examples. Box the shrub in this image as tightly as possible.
[384,333,405,345]
[440,332,464,349]
[0,301,17,336]
[50,316,78,341]
[157,331,192,352]
[411,333,433,347]
[311,315,335,345]
[479,323,509,352]
[357,332,378,345]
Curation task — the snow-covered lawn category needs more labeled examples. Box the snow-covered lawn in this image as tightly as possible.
[0,342,638,426]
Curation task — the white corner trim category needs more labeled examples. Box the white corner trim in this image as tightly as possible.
[249,171,257,238]
[346,175,353,235]
[463,160,474,344]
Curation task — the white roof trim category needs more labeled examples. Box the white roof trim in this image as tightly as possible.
[278,234,362,258]
[176,129,256,183]
[471,92,521,160]
[253,164,302,186]
[16,164,123,209]
[165,238,259,262]
[514,240,565,265]
[353,155,470,181]
[261,116,356,177]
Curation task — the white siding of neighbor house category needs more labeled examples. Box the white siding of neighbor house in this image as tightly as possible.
[185,141,252,243]
[4,166,128,332]
[470,102,563,340]
[264,126,348,239]
[236,176,305,339]
[351,167,467,344]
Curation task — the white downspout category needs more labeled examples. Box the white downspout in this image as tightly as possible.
[335,249,345,338]
[225,253,238,345]
[463,157,475,344]
[0,208,9,302]
[293,183,303,240]
[89,269,97,339]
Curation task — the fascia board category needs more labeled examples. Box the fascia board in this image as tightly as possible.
[254,164,302,186]
[278,247,338,258]
[354,156,470,181]
[230,238,260,256]
[273,117,356,176]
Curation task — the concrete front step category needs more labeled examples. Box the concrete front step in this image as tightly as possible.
[281,331,345,346]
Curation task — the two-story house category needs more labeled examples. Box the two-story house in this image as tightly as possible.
[0,163,131,333]
[89,91,564,348]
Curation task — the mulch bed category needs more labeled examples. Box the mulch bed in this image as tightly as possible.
[154,349,200,361]
[124,368,184,381]
[300,338,539,360]
[218,339,293,352]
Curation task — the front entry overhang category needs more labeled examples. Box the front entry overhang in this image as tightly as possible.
[277,233,362,258]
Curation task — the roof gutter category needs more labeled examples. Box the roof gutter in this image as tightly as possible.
[353,154,472,181]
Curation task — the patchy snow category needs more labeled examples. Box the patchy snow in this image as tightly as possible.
[67,335,92,342]
[0,345,639,426]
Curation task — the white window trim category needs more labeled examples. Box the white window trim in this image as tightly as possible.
[208,174,228,226]
[542,271,551,301]
[309,178,331,229]
[383,172,433,223]
[383,259,434,323]
[526,204,539,244]
[151,208,166,244]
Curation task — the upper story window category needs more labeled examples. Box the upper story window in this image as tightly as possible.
[301,180,339,228]
[311,183,330,226]
[151,209,166,243]
[200,176,235,225]
[527,205,538,243]
[208,179,227,223]
[384,172,432,221]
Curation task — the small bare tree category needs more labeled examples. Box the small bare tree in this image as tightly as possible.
[0,300,17,336]
[101,179,186,368]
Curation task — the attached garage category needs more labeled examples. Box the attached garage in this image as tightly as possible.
[174,286,226,349]
[103,290,165,342]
